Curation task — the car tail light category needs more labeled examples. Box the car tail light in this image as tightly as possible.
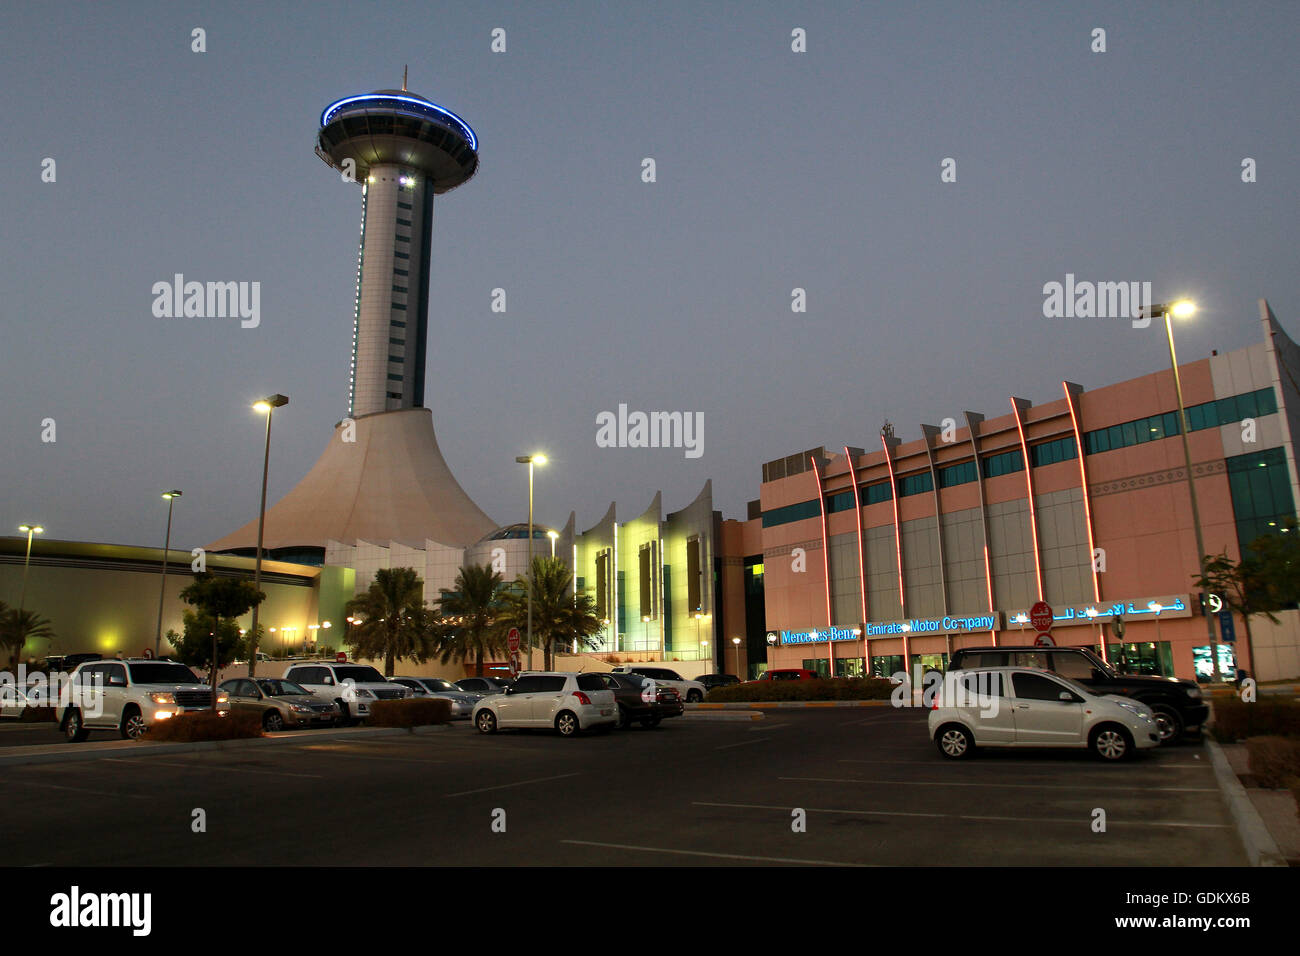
[573,691,591,705]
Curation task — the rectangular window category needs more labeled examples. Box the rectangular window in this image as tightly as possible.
[981,449,1024,479]
[862,481,893,504]
[391,320,406,329]
[388,337,404,346]
[761,499,823,528]
[938,460,977,487]
[394,251,410,260]
[825,490,855,513]
[393,268,409,277]
[686,537,702,613]
[396,217,412,226]
[392,285,407,293]
[1030,437,1077,468]
[639,544,654,620]
[389,355,404,364]
[395,233,410,243]
[392,302,407,311]
[387,373,402,382]
[897,471,934,497]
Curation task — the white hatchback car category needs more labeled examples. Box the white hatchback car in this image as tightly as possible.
[929,666,1160,761]
[610,665,707,702]
[473,672,616,737]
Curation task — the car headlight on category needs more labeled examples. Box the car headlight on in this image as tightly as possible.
[1186,687,1202,700]
[216,694,229,705]
[290,703,313,713]
[149,692,176,705]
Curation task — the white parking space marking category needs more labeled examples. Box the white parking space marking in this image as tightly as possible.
[560,839,871,866]
[3,779,149,799]
[101,757,323,779]
[779,775,1219,793]
[695,801,1230,828]
[715,737,772,750]
[841,714,897,725]
[838,758,1209,770]
[444,771,581,798]
[297,749,445,765]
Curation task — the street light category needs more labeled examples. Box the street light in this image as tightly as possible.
[547,529,558,558]
[248,393,288,677]
[154,491,182,657]
[515,453,547,669]
[16,523,44,623]
[642,615,651,652]
[1139,299,1223,681]
[731,636,742,679]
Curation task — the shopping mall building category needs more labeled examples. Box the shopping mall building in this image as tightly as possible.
[4,301,1298,683]
[718,300,1300,683]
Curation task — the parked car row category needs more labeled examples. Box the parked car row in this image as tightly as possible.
[42,658,704,741]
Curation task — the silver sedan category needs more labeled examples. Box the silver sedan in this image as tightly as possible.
[390,677,484,719]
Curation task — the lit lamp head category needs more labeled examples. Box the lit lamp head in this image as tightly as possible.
[547,530,558,541]
[515,453,548,466]
[18,524,44,535]
[161,490,183,500]
[253,393,290,414]
[1140,299,1196,321]
[731,637,741,646]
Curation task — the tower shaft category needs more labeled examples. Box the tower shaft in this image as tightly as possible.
[352,166,434,417]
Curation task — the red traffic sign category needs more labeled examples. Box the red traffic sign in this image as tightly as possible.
[141,648,154,660]
[1033,632,1055,647]
[1029,601,1053,632]
[507,628,520,653]
[335,651,347,663]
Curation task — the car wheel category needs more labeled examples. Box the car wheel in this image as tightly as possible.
[1150,705,1183,744]
[120,707,148,740]
[615,704,631,730]
[555,711,579,737]
[1091,724,1134,761]
[476,710,498,734]
[263,710,284,732]
[686,690,703,703]
[936,724,974,759]
[64,708,89,743]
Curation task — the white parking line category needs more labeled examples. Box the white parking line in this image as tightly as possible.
[694,801,1230,828]
[298,749,444,765]
[715,737,771,750]
[101,757,323,779]
[3,779,149,799]
[838,758,1210,770]
[444,772,581,798]
[779,775,1219,793]
[560,839,871,866]
[841,714,897,726]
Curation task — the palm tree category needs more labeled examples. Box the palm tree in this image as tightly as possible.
[1,604,56,671]
[435,564,506,677]
[344,567,432,676]
[503,556,603,670]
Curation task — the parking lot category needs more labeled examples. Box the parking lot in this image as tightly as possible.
[0,709,1245,866]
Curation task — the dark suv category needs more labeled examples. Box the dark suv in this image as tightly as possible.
[591,672,684,729]
[948,645,1209,744]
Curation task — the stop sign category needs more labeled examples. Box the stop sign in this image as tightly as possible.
[1029,601,1053,632]
[507,628,520,654]
[335,651,347,663]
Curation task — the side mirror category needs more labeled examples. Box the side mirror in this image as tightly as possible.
[322,676,334,686]
[1058,691,1075,702]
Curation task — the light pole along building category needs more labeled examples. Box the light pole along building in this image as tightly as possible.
[730,300,1300,683]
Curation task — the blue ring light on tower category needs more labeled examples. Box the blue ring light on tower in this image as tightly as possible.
[316,87,479,193]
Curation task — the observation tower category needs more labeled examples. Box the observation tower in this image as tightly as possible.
[209,81,495,559]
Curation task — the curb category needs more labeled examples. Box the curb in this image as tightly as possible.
[681,710,764,721]
[0,723,455,768]
[690,700,893,710]
[1203,737,1286,867]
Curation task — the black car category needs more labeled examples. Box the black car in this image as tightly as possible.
[698,673,740,690]
[455,676,513,695]
[592,672,683,729]
[948,645,1209,743]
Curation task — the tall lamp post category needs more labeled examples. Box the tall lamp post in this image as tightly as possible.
[731,636,742,680]
[1141,300,1223,681]
[515,453,547,669]
[547,529,558,558]
[154,490,182,657]
[16,524,44,642]
[248,393,289,677]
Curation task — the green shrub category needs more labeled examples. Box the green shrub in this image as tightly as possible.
[145,710,263,742]
[705,677,895,702]
[1245,736,1300,789]
[1210,699,1300,742]
[19,706,57,723]
[367,697,452,727]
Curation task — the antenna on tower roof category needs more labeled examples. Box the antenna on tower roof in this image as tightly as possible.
[402,65,408,91]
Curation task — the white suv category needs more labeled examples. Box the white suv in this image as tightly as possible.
[282,662,410,725]
[929,666,1161,761]
[58,659,228,742]
[610,665,707,702]
[473,672,616,737]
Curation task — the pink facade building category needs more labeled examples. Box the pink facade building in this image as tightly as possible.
[722,301,1300,683]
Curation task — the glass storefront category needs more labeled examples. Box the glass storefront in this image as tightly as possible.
[909,653,948,680]
[802,658,829,678]
[834,657,865,677]
[870,654,904,680]
[1192,644,1237,682]
[1099,641,1174,677]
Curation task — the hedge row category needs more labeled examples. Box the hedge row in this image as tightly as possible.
[705,677,895,702]
[145,710,263,742]
[1210,699,1300,742]
[367,697,452,727]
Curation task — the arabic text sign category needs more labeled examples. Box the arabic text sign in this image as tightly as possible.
[1006,595,1191,628]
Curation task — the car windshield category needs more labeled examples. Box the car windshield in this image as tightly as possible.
[257,679,309,697]
[127,663,200,685]
[422,679,458,691]
[1074,647,1117,678]
[333,666,386,683]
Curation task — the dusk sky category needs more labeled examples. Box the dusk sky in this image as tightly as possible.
[2,0,1297,551]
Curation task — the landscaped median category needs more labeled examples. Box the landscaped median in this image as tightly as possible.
[701,677,896,706]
